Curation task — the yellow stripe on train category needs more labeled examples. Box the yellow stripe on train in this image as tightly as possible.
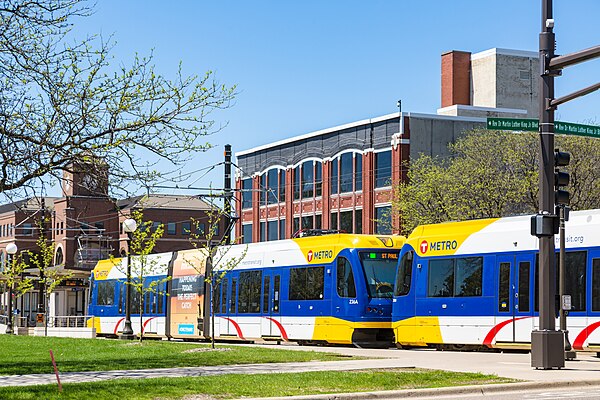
[312,317,393,344]
[392,317,443,347]
[294,235,404,264]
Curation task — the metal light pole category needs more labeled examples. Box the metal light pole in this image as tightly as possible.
[531,0,564,369]
[6,243,17,335]
[121,218,137,340]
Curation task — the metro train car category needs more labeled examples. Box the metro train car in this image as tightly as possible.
[391,209,600,351]
[88,233,404,347]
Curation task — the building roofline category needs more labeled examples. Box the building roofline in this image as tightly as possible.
[236,112,486,157]
[471,48,538,61]
[436,104,529,115]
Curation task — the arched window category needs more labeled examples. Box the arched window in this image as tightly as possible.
[54,247,64,266]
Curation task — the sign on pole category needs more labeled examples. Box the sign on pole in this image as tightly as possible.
[487,118,600,138]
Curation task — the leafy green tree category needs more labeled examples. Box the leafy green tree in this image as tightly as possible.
[0,0,235,199]
[4,248,32,331]
[393,129,600,234]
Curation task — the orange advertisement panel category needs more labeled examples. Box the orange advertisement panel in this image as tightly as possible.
[169,249,208,338]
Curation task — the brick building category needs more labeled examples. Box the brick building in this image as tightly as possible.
[234,48,539,243]
[0,165,224,326]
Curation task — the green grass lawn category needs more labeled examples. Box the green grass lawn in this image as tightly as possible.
[0,335,350,375]
[0,369,515,400]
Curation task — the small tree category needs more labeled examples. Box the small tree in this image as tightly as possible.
[115,209,169,341]
[4,250,33,331]
[186,202,246,348]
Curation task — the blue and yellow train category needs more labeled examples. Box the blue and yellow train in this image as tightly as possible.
[392,209,600,351]
[88,233,404,347]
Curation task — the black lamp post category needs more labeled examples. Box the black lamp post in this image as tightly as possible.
[6,243,17,335]
[120,218,137,340]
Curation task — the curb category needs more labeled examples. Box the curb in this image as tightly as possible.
[238,379,600,400]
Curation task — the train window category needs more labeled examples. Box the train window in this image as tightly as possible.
[428,259,454,297]
[359,251,398,298]
[230,278,237,314]
[157,281,164,314]
[337,257,356,298]
[273,275,280,313]
[428,257,483,298]
[592,259,600,311]
[455,257,483,297]
[499,263,510,312]
[118,283,124,313]
[395,251,413,297]
[221,279,228,314]
[289,266,325,300]
[97,281,115,306]
[238,271,262,313]
[518,262,530,312]
[263,276,270,313]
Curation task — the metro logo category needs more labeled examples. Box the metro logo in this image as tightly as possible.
[306,249,333,262]
[419,239,458,254]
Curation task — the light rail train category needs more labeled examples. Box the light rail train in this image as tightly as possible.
[88,233,404,347]
[392,209,600,351]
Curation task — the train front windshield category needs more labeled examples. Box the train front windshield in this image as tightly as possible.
[359,251,399,298]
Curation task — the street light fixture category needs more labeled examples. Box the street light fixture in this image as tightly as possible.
[120,218,137,340]
[6,243,17,335]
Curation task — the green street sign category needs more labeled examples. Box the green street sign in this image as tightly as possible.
[486,118,539,131]
[487,117,600,138]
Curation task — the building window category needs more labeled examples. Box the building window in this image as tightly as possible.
[315,214,322,229]
[267,169,279,204]
[55,247,64,266]
[315,162,322,197]
[355,209,363,233]
[293,217,299,235]
[279,170,286,203]
[355,156,363,191]
[260,222,266,242]
[375,150,392,188]
[22,223,33,236]
[331,209,362,233]
[330,158,338,195]
[340,153,353,193]
[267,220,278,241]
[242,178,253,209]
[260,174,267,205]
[167,222,176,235]
[293,166,300,200]
[196,223,206,236]
[340,211,353,233]
[301,161,314,198]
[242,224,252,244]
[375,206,392,234]
[151,221,161,232]
[182,221,191,235]
[301,215,313,230]
[330,212,338,230]
[279,219,286,240]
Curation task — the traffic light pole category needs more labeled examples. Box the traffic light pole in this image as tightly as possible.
[531,0,564,369]
[532,0,600,369]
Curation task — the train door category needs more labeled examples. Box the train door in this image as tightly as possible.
[260,273,281,338]
[495,254,534,344]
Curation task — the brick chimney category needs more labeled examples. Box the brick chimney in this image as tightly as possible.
[441,50,471,108]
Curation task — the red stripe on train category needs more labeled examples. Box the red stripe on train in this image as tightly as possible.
[483,317,531,347]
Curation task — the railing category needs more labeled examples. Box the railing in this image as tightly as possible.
[46,315,93,328]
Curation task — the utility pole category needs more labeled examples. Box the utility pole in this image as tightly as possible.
[223,144,233,245]
[532,0,600,369]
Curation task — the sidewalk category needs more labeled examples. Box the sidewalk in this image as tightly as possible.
[2,344,600,398]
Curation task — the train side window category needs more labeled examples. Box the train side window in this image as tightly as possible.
[498,262,510,312]
[336,257,356,298]
[289,266,325,300]
[455,257,483,297]
[214,281,221,313]
[230,278,237,314]
[97,281,115,306]
[428,259,454,297]
[394,251,413,296]
[518,261,530,312]
[118,283,123,313]
[263,276,270,313]
[592,259,600,311]
[220,279,228,314]
[238,271,262,313]
[273,275,280,313]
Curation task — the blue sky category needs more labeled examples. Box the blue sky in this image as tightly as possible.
[70,1,600,193]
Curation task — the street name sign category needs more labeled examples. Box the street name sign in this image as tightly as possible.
[487,118,600,138]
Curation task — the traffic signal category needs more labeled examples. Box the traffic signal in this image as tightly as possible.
[554,149,570,206]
